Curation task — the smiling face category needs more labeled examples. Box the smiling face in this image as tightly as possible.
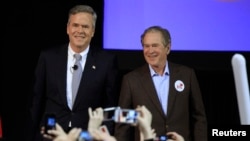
[67,12,95,52]
[142,31,170,70]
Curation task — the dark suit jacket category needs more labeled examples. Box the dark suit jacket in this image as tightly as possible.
[29,44,119,140]
[115,62,207,141]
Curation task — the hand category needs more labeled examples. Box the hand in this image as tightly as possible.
[89,128,117,141]
[136,105,155,140]
[40,125,54,140]
[46,123,81,141]
[61,127,81,141]
[167,132,185,141]
[88,107,104,132]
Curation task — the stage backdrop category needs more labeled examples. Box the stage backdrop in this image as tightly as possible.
[104,0,250,52]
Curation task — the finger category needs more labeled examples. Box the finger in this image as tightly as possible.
[166,132,178,140]
[166,131,176,136]
[151,128,155,133]
[92,110,96,116]
[69,128,77,134]
[135,106,142,111]
[89,130,102,140]
[47,124,65,136]
[40,126,45,134]
[74,128,82,137]
[43,133,53,140]
[88,107,93,118]
[96,108,104,117]
[69,128,81,137]
[55,123,64,132]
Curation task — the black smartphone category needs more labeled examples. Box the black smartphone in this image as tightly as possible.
[44,113,56,134]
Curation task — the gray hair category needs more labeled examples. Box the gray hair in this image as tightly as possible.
[68,5,97,28]
[141,26,171,47]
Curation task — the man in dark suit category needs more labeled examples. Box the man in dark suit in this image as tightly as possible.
[114,26,207,141]
[28,5,118,141]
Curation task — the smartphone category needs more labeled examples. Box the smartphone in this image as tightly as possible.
[114,108,139,124]
[103,107,139,124]
[103,107,119,121]
[44,113,56,134]
[154,135,168,141]
[78,131,93,141]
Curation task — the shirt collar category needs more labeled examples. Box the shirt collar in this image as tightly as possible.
[149,62,169,77]
[68,45,90,60]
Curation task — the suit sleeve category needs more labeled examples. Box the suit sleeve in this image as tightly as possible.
[104,54,119,107]
[190,69,208,141]
[29,51,47,136]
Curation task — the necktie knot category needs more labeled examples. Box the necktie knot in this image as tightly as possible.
[74,54,82,61]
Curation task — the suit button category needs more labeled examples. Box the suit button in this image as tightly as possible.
[165,125,169,129]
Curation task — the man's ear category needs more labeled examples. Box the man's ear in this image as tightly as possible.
[166,44,171,55]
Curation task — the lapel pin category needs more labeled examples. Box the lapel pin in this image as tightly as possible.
[92,65,96,69]
[175,80,185,92]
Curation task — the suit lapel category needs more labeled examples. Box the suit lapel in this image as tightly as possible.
[56,45,70,109]
[140,65,166,117]
[166,62,178,117]
[73,49,96,109]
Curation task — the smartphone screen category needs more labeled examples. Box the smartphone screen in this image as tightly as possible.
[78,131,93,141]
[154,135,168,141]
[103,107,139,124]
[44,114,56,134]
[116,109,139,124]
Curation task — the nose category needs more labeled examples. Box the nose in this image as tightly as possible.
[77,26,84,32]
[148,46,154,53]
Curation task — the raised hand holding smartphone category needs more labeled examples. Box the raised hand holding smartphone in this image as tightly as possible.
[44,113,56,134]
